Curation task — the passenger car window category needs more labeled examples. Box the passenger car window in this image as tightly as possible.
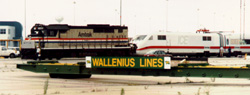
[158,35,166,40]
[149,36,153,40]
[160,51,165,54]
[154,51,158,54]
[203,36,212,41]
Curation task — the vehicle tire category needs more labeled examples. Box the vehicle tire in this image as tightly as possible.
[9,54,15,58]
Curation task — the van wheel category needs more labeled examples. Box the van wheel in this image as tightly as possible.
[9,54,15,58]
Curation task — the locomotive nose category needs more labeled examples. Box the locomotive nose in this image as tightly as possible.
[129,43,137,54]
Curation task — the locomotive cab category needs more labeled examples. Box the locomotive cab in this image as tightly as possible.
[29,24,65,38]
[29,24,46,37]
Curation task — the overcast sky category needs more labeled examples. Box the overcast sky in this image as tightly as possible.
[0,0,249,38]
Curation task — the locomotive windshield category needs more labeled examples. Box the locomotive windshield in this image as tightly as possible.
[30,24,46,37]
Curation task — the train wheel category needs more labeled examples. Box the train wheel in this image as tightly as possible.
[33,56,37,60]
[196,53,203,58]
[217,54,222,57]
[205,55,210,57]
[233,52,241,57]
[204,52,210,57]
[56,57,61,60]
[195,54,199,58]
[187,55,192,58]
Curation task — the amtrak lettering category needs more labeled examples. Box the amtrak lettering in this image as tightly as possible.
[78,32,92,37]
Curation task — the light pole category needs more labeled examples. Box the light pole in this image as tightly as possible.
[24,0,26,39]
[243,0,245,39]
[120,0,122,26]
[240,0,242,41]
[73,1,76,25]
[166,0,168,32]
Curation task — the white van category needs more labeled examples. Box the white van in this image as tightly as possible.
[0,46,20,58]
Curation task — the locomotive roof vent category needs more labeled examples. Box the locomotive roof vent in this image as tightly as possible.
[48,24,69,26]
[47,24,69,30]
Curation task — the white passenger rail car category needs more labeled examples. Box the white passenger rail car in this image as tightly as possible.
[132,30,250,57]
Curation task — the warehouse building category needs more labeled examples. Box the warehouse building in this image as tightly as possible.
[0,21,22,47]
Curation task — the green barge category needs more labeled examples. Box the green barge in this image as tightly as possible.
[16,57,250,79]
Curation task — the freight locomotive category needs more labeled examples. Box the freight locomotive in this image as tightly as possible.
[131,29,250,57]
[21,24,136,59]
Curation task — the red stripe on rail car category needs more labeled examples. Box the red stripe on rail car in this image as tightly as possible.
[137,45,250,51]
[240,46,250,49]
[137,46,205,50]
[223,46,235,49]
[25,38,128,40]
[210,46,220,49]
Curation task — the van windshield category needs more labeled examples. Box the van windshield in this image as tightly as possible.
[2,47,7,51]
